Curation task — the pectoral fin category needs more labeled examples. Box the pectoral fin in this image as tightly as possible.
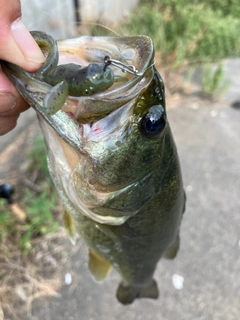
[88,249,112,281]
[63,210,76,245]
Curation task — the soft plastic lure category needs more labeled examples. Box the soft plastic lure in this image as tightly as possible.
[30,31,115,115]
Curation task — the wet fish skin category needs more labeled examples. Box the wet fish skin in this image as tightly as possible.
[1,32,185,304]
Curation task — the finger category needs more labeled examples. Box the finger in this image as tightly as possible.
[0,114,20,135]
[0,93,30,135]
[0,0,45,72]
[0,69,29,135]
[0,68,29,114]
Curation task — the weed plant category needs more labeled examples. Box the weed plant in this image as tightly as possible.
[122,0,240,65]
[0,136,59,255]
[201,63,230,97]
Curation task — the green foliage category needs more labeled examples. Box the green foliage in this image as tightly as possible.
[20,136,58,254]
[0,135,59,255]
[0,200,17,242]
[19,189,58,255]
[121,0,240,64]
[27,135,49,176]
[144,0,240,18]
[201,63,230,97]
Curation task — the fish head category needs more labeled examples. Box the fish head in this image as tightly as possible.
[2,34,171,226]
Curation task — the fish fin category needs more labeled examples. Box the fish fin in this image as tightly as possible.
[88,249,112,282]
[63,210,76,245]
[116,279,159,305]
[164,234,180,259]
[95,223,118,239]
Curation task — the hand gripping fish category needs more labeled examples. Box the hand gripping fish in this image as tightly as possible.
[2,31,186,304]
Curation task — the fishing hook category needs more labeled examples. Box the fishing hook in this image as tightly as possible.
[103,55,139,75]
[103,55,155,76]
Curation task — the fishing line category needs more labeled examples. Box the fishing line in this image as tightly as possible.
[76,22,120,37]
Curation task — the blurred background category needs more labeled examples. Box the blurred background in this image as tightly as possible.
[0,1,239,319]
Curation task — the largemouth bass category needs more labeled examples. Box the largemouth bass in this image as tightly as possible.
[2,31,185,304]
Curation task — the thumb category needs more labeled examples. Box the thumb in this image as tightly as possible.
[1,18,45,72]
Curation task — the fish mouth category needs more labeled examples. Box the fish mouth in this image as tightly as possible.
[2,35,155,225]
[2,35,154,150]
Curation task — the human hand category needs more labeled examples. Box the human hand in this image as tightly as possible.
[0,0,45,135]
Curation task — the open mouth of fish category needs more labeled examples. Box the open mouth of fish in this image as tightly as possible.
[2,32,158,225]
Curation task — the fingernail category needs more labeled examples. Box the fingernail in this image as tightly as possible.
[11,19,45,64]
[0,93,17,114]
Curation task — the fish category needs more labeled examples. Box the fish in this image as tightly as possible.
[2,31,186,304]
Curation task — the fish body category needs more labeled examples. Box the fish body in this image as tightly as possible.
[2,32,185,304]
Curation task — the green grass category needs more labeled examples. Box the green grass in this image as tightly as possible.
[27,135,49,175]
[201,63,231,97]
[19,189,59,255]
[0,201,17,242]
[0,136,59,255]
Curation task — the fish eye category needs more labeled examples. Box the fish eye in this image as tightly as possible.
[141,105,166,139]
